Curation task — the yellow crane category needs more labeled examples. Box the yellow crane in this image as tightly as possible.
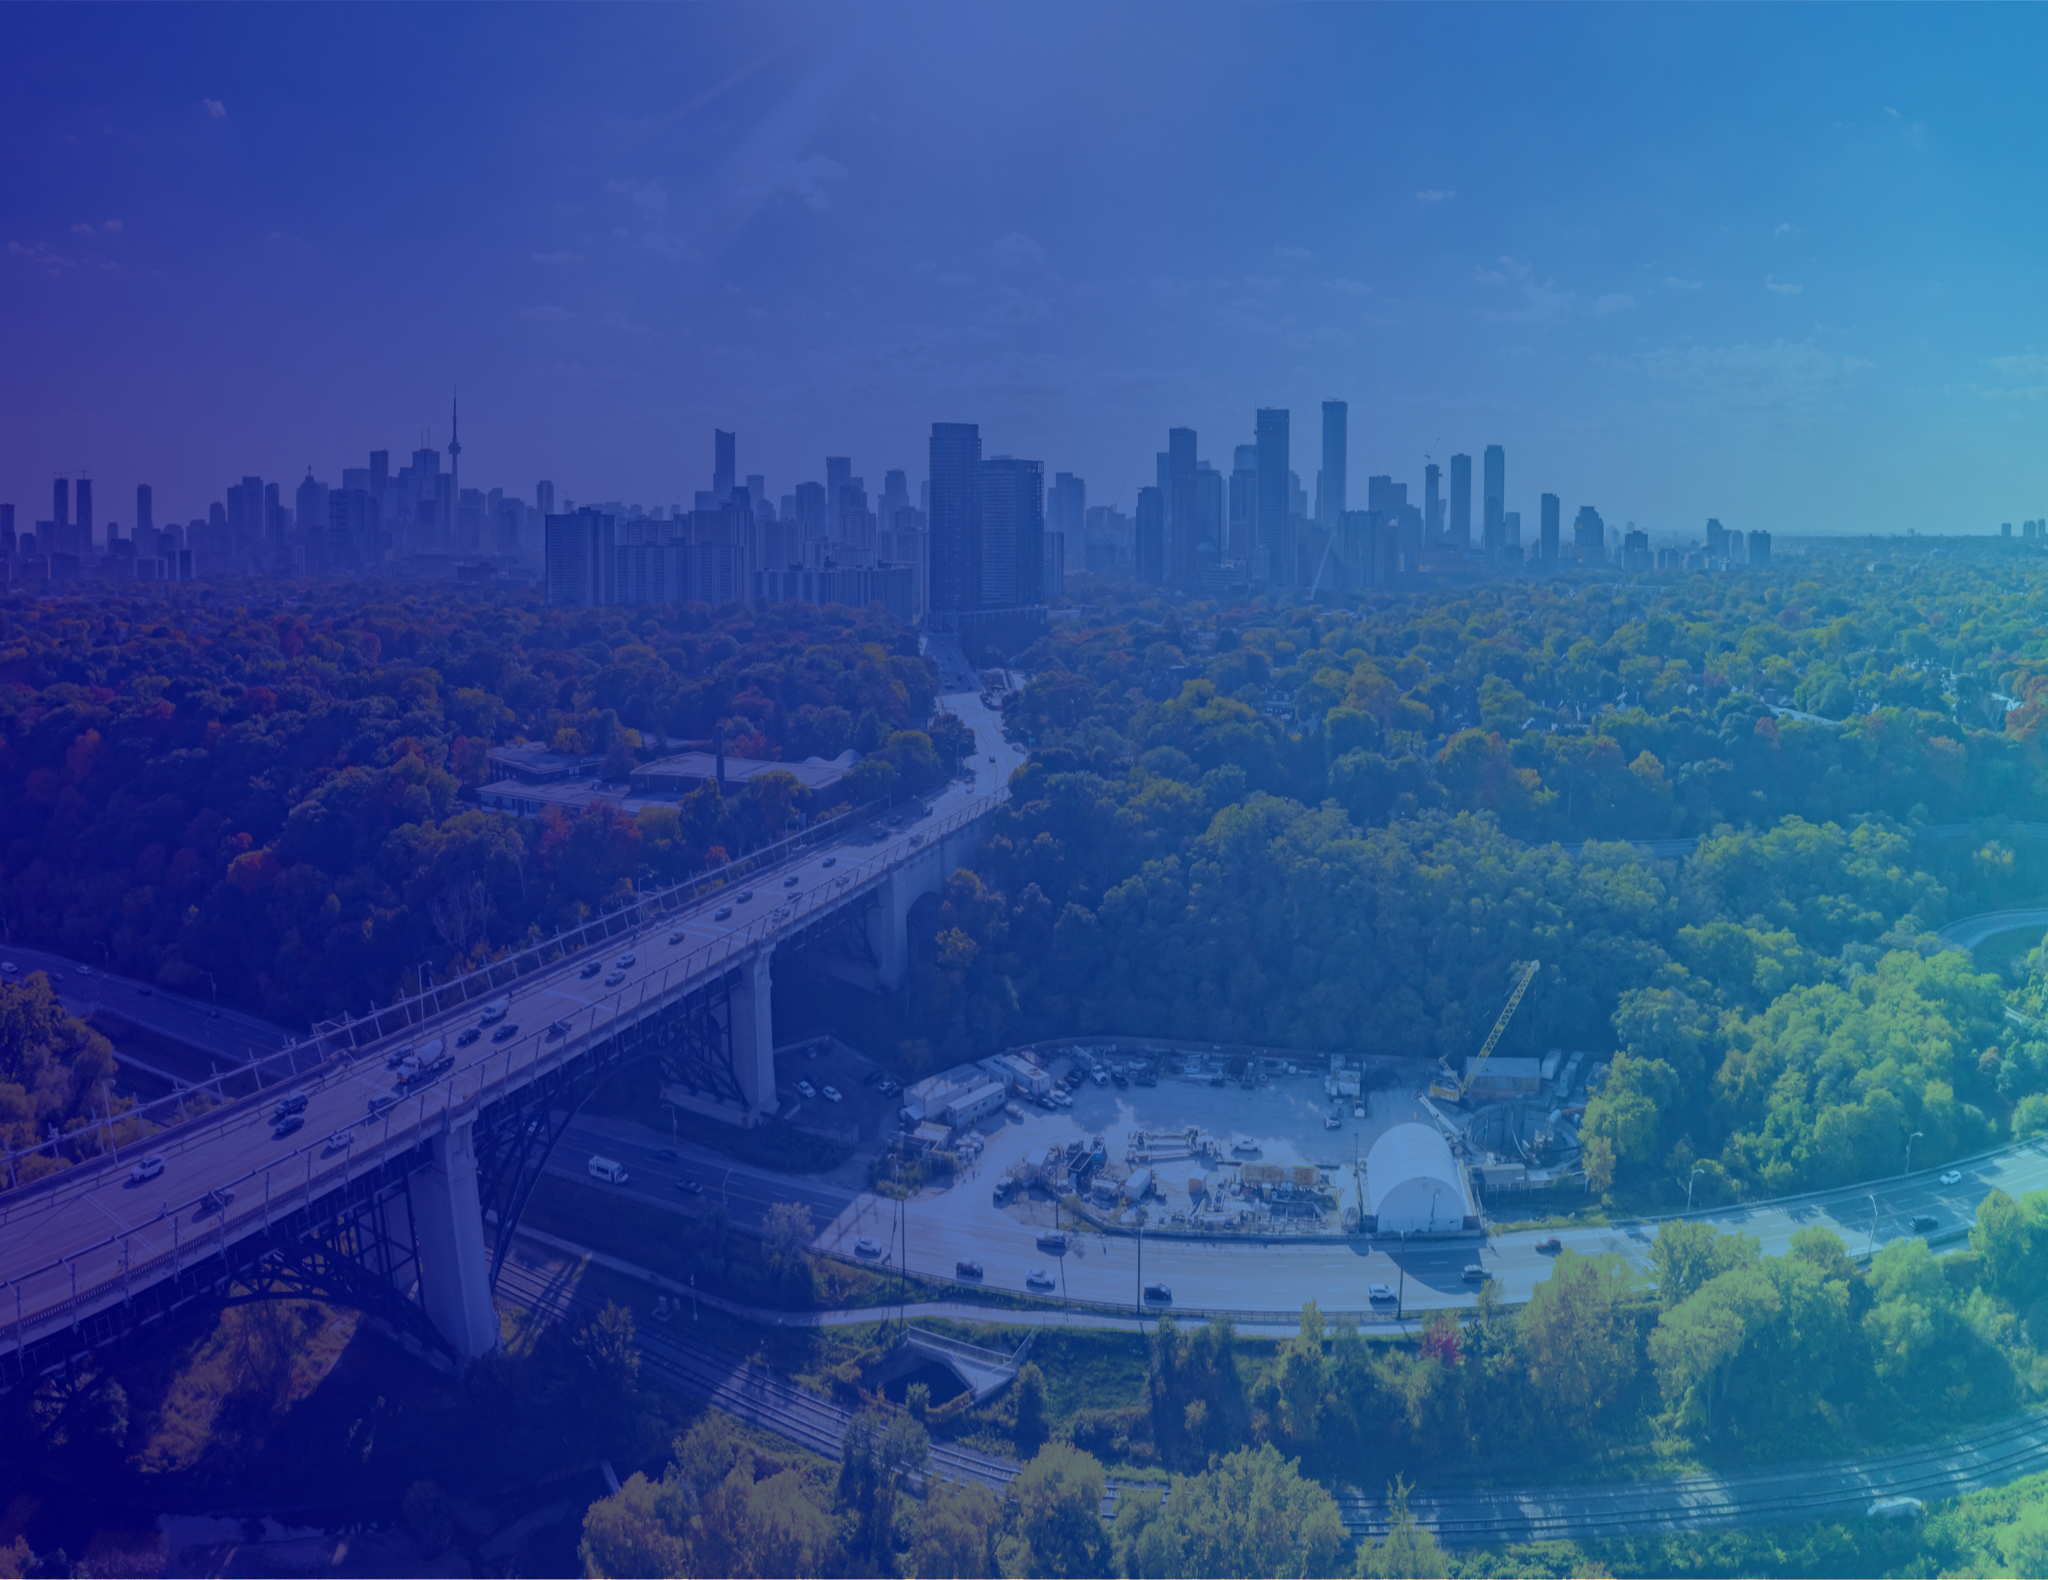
[1429,959,1541,1102]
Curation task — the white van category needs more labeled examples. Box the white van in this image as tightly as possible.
[479,998,511,1026]
[588,1155,629,1185]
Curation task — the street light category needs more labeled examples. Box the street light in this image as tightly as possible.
[1686,1165,1706,1212]
[1906,1131,1924,1176]
[1868,1191,1880,1258]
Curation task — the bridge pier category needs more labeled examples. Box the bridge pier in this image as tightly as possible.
[411,1116,500,1361]
[729,951,778,1118]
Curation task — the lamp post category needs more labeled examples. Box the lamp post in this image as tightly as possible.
[1906,1131,1923,1176]
[1686,1165,1705,1212]
[1868,1192,1880,1258]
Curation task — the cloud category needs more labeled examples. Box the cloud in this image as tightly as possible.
[531,250,584,265]
[202,99,226,119]
[71,223,95,236]
[641,233,699,262]
[1765,276,1802,295]
[984,290,1050,325]
[1473,264,1507,285]
[102,219,120,233]
[1623,338,1862,410]
[1775,221,1798,235]
[605,178,669,214]
[597,309,657,337]
[1332,277,1371,295]
[1273,244,1313,261]
[520,305,576,323]
[1593,293,1637,314]
[756,154,848,211]
[1664,276,1702,290]
[1479,256,1572,325]
[987,231,1044,267]
[1988,352,2048,376]
[1415,188,1455,203]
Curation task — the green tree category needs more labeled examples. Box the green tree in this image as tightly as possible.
[1013,1360,1050,1458]
[1518,1250,1639,1433]
[1014,1442,1112,1578]
[912,1480,1001,1579]
[1357,1478,1447,1579]
[1115,1442,1346,1579]
[1648,1222,1759,1313]
[579,1471,692,1578]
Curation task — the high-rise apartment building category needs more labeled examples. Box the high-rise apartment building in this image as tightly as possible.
[76,478,93,551]
[1196,462,1222,576]
[1047,472,1086,547]
[978,457,1044,611]
[713,431,736,504]
[1135,487,1165,586]
[536,481,555,518]
[545,509,617,606]
[1254,408,1290,585]
[1540,494,1561,562]
[1167,427,1199,585]
[1449,454,1472,549]
[1319,401,1347,526]
[135,484,153,537]
[928,423,982,621]
[1228,445,1258,563]
[1747,530,1772,566]
[1425,464,1442,544]
[1482,444,1505,552]
[1573,506,1605,561]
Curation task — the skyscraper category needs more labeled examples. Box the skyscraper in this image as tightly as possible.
[536,480,555,518]
[75,477,93,551]
[928,423,982,621]
[1540,494,1561,562]
[51,478,69,555]
[1229,445,1258,562]
[979,456,1044,610]
[1482,444,1505,552]
[448,392,462,541]
[1425,463,1442,544]
[1135,487,1165,586]
[1167,427,1199,585]
[714,431,736,503]
[135,483,153,536]
[1319,401,1347,526]
[1573,506,1605,561]
[1449,454,1472,549]
[1254,408,1290,585]
[1047,473,1086,545]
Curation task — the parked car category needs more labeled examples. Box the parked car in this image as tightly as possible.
[1324,1115,1342,1130]
[956,1259,984,1279]
[862,1069,882,1086]
[855,1236,884,1258]
[1026,1267,1056,1291]
[797,1080,816,1099]
[491,1023,519,1042]
[879,1078,900,1097]
[128,1154,166,1185]
[821,1085,843,1102]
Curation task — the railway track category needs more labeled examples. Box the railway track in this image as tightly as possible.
[499,1256,2048,1544]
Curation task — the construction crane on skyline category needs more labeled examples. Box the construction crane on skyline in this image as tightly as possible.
[1429,959,1541,1103]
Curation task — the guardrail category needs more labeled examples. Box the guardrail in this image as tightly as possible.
[0,784,1014,1356]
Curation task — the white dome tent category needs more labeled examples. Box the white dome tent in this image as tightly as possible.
[1365,1122,1475,1235]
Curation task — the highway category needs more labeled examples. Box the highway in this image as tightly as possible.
[0,688,1027,1359]
[0,942,296,1065]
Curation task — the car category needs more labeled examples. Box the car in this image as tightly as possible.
[491,1023,519,1042]
[675,1179,704,1195]
[822,856,836,868]
[616,953,636,967]
[1037,1230,1068,1253]
[1026,1267,1056,1291]
[368,1088,401,1114]
[1462,1264,1489,1282]
[127,1154,166,1185]
[715,906,733,920]
[1536,1235,1563,1254]
[579,962,602,978]
[200,1187,236,1214]
[797,1080,817,1099]
[76,964,90,975]
[855,1236,884,1258]
[806,1044,822,1059]
[1037,1094,1058,1110]
[737,889,754,902]
[325,1129,355,1151]
[456,1027,481,1047]
[1910,1214,1939,1233]
[987,755,996,763]
[479,997,510,1025]
[605,969,627,986]
[274,1113,305,1139]
[822,1085,843,1103]
[782,874,799,887]
[862,1069,882,1086]
[1940,1169,1963,1185]
[1324,1115,1342,1130]
[655,1147,679,1160]
[0,963,14,975]
[1867,1496,1925,1522]
[1143,1283,1173,1303]
[1368,1282,1397,1303]
[546,1019,570,1040]
[1111,1070,1129,1089]
[669,930,685,944]
[956,1259,985,1279]
[274,1093,309,1117]
[878,1078,899,1097]
[46,970,63,983]
[835,875,851,889]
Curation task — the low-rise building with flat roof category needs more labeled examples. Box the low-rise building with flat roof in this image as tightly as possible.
[629,748,860,799]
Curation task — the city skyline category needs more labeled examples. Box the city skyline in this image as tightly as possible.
[6,6,2048,538]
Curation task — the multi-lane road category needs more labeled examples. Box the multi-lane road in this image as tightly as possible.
[0,687,1026,1354]
[0,942,295,1066]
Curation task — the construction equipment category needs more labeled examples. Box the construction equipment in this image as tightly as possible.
[1429,959,1541,1102]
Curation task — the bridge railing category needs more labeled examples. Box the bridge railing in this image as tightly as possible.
[0,784,1015,1353]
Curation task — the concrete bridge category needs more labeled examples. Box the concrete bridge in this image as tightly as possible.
[0,692,1022,1382]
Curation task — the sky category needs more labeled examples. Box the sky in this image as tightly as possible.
[5,3,2048,541]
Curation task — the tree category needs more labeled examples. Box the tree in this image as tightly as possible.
[1518,1250,1639,1432]
[1013,1359,1050,1457]
[1115,1442,1346,1579]
[912,1480,1002,1579]
[580,1471,693,1578]
[693,1458,838,1579]
[1014,1442,1112,1578]
[1648,1222,1759,1313]
[761,1200,817,1301]
[1357,1478,1447,1579]
[573,1300,641,1401]
[836,1408,929,1570]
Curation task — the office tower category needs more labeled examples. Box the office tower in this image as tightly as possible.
[135,484,153,537]
[1747,530,1772,566]
[370,450,390,503]
[1425,464,1443,544]
[794,481,828,540]
[296,474,330,569]
[1319,401,1347,526]
[879,470,910,524]
[537,481,555,518]
[52,478,69,544]
[448,393,462,537]
[746,474,768,517]
[1196,462,1223,572]
[1367,476,1406,515]
[329,488,381,570]
[1047,472,1086,547]
[1228,445,1258,562]
[713,431,736,503]
[1573,506,1605,561]
[1623,528,1651,570]
[545,508,617,606]
[1482,444,1505,551]
[1540,494,1561,561]
[1254,408,1290,585]
[1135,487,1165,586]
[928,423,982,620]
[1044,530,1065,603]
[2003,522,2014,537]
[979,457,1043,609]
[1167,427,1199,585]
[826,456,852,511]
[75,477,93,551]
[1449,454,1472,549]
